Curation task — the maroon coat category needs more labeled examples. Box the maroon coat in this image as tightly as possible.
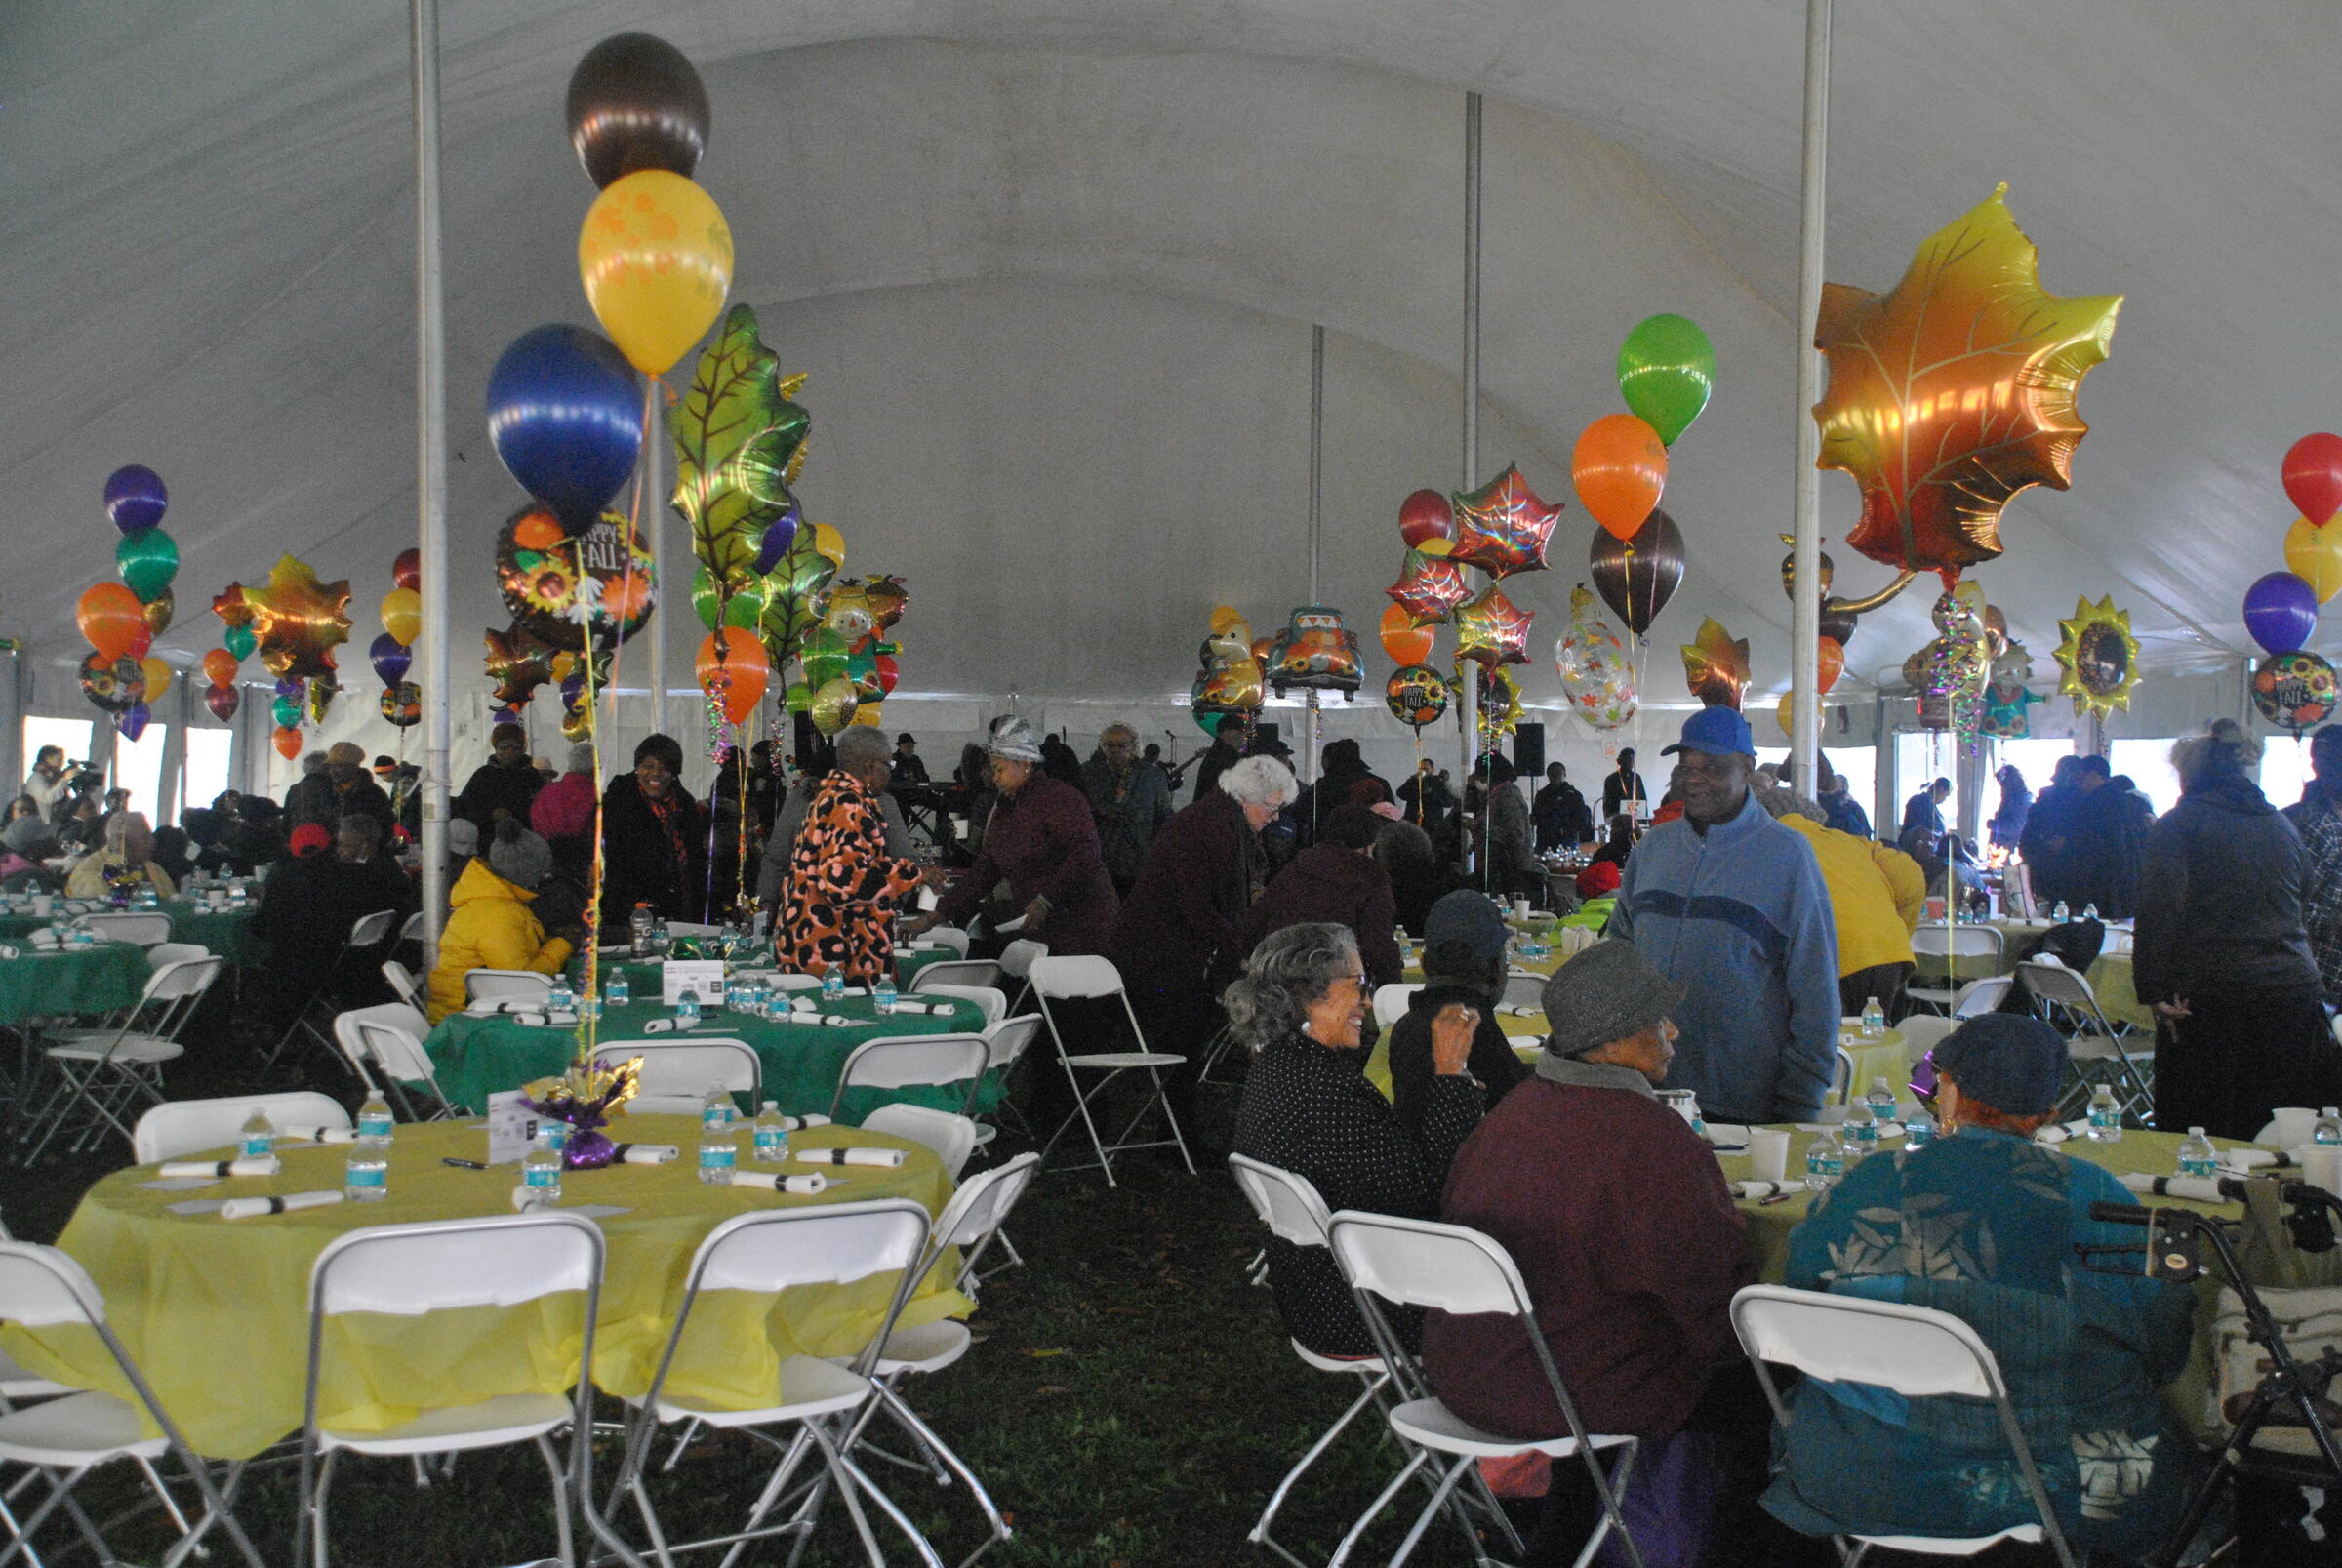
[1423,1069,1753,1440]
[1241,843,1403,990]
[935,774,1117,955]
[1111,789,1261,994]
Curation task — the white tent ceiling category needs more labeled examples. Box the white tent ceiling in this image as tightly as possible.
[3,0,2334,731]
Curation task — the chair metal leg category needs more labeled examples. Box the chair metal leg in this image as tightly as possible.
[1326,1446,1430,1568]
[1248,1366,1390,1556]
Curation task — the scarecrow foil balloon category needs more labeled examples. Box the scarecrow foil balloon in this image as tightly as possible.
[1452,586,1533,670]
[1264,606,1362,698]
[244,555,352,682]
[1554,585,1635,732]
[1680,620,1751,710]
[1445,464,1563,579]
[2052,596,2141,718]
[497,506,657,650]
[1385,550,1473,627]
[2253,652,2338,736]
[1980,640,2040,740]
[1385,664,1449,728]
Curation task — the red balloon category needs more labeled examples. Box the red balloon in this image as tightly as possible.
[1396,489,1454,550]
[391,547,423,591]
[206,684,240,722]
[2285,433,2342,528]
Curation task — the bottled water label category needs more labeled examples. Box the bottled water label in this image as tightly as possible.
[524,1162,559,1189]
[754,1127,787,1162]
[542,1120,569,1152]
[358,1109,393,1141]
[2181,1154,2216,1178]
[699,1143,738,1181]
[345,1161,386,1188]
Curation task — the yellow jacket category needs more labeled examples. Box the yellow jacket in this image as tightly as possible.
[425,858,573,1023]
[64,853,175,900]
[1778,813,1925,977]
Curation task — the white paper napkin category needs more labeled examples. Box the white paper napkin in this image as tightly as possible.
[613,1143,679,1165]
[1732,1181,1797,1200]
[731,1170,834,1194]
[790,1146,906,1168]
[277,1126,355,1146]
[2118,1173,2237,1204]
[220,1190,344,1220]
[157,1156,280,1180]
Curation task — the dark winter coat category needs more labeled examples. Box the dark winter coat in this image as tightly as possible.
[1241,843,1403,990]
[598,774,707,927]
[1110,789,1260,992]
[2133,768,2321,1004]
[936,774,1118,956]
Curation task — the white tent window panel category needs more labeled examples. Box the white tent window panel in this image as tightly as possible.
[113,722,168,824]
[182,728,234,817]
[2106,739,2182,819]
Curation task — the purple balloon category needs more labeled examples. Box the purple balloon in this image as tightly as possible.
[491,704,523,725]
[206,685,240,722]
[274,676,305,702]
[369,631,412,686]
[2244,571,2321,657]
[116,702,150,742]
[753,502,802,575]
[560,671,586,706]
[103,464,168,533]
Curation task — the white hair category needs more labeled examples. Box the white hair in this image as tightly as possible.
[1220,755,1299,808]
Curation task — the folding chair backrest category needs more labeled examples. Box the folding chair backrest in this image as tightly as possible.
[1913,925,2001,962]
[861,1105,978,1178]
[997,938,1048,979]
[983,1014,1043,1072]
[1832,1047,1855,1104]
[466,968,553,1004]
[924,926,972,956]
[929,1150,1040,1251]
[0,1241,108,1328]
[1325,1211,1531,1320]
[144,953,223,1003]
[148,942,209,967]
[1229,1154,1336,1250]
[1729,1284,1999,1400]
[2016,958,2097,1014]
[1502,971,1547,1010]
[353,1017,438,1084]
[381,959,424,1008]
[346,908,399,947]
[311,1213,602,1317]
[81,911,171,946]
[1371,984,1423,1030]
[693,1199,934,1293]
[595,1038,760,1101]
[1951,974,2015,1019]
[134,1090,350,1163]
[837,1034,990,1096]
[398,910,424,944]
[911,958,1002,994]
[333,1002,428,1089]
[916,984,1006,1026]
[1030,954,1122,1000]
[1895,1014,1955,1065]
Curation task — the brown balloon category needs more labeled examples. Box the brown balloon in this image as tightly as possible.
[567,33,711,189]
[1588,507,1685,636]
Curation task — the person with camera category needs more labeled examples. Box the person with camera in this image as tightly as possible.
[21,746,73,821]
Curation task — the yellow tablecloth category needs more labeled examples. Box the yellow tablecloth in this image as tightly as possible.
[1837,1026,1913,1103]
[1363,1010,1545,1100]
[0,1114,969,1460]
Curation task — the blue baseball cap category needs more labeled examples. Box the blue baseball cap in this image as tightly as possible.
[1661,705,1755,759]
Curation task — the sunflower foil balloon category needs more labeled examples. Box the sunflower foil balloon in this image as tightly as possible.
[2052,595,2141,718]
[1476,666,1524,750]
[1446,463,1564,580]
[1385,663,1448,728]
[1555,586,1636,732]
[1263,606,1363,697]
[2252,652,2338,736]
[1680,619,1751,710]
[497,505,657,651]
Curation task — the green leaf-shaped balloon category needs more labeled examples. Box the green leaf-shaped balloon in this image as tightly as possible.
[691,564,767,630]
[758,526,834,668]
[671,304,809,593]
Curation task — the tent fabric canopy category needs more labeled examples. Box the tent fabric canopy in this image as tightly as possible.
[1,1,2325,741]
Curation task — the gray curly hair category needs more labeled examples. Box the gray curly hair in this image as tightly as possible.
[1222,922,1359,1051]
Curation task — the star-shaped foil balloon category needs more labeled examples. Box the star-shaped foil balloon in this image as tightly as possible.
[211,583,256,632]
[245,555,352,681]
[1452,585,1533,669]
[483,623,557,708]
[1386,549,1474,627]
[1680,618,1752,710]
[1447,463,1564,579]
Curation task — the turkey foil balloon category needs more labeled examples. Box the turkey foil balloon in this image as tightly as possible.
[2253,652,2339,736]
[1452,586,1533,670]
[1385,664,1448,728]
[1980,640,2039,739]
[1446,464,1563,580]
[496,505,658,651]
[1385,550,1473,628]
[1813,186,2121,585]
[1477,667,1524,750]
[1680,619,1751,710]
[2052,596,2141,718]
[1554,585,1635,733]
[483,623,557,708]
[244,556,352,682]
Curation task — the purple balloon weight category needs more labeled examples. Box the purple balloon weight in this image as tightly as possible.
[369,631,412,686]
[103,464,168,533]
[752,502,802,575]
[206,685,240,722]
[116,702,150,742]
[2244,571,2321,657]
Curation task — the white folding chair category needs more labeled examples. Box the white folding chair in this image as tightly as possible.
[600,1200,944,1568]
[766,974,824,992]
[913,984,1006,1029]
[2017,958,2153,1121]
[1501,970,1547,1011]
[76,911,172,946]
[133,1090,349,1164]
[860,1105,979,1180]
[31,952,225,1159]
[1730,1283,2077,1568]
[995,939,1048,1015]
[465,968,555,1006]
[1950,973,2015,1020]
[396,909,424,946]
[0,1242,266,1568]
[329,1003,437,1117]
[909,958,1001,996]
[1895,1013,1956,1067]
[1832,1046,1857,1106]
[1228,1157,1400,1568]
[921,927,971,957]
[263,907,404,1072]
[1325,1210,1642,1568]
[829,1034,991,1121]
[295,1213,614,1568]
[351,1016,467,1119]
[1371,984,1423,1030]
[380,958,424,1010]
[594,1038,759,1118]
[1029,955,1192,1187]
[1907,925,2005,1014]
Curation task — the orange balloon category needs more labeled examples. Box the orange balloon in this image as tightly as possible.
[202,648,239,688]
[696,627,769,725]
[1571,413,1669,542]
[272,725,303,762]
[1380,603,1433,665]
[1817,637,1845,695]
[78,582,149,663]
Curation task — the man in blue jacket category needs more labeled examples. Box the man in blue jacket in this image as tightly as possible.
[1606,707,1838,1121]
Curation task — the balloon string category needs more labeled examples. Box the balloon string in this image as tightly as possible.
[573,537,603,1075]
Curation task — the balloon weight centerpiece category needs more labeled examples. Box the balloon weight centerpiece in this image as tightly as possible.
[523,1057,642,1170]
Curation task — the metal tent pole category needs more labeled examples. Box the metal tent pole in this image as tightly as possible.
[1459,90,1482,796]
[412,0,451,963]
[646,392,667,740]
[1788,0,1833,797]
[1305,324,1324,797]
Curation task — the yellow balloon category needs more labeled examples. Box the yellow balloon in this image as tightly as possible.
[381,588,422,646]
[851,703,883,728]
[1418,535,1454,558]
[1775,692,1795,738]
[809,676,860,736]
[578,170,734,376]
[549,651,577,682]
[813,523,846,570]
[139,657,173,704]
[2286,515,2342,605]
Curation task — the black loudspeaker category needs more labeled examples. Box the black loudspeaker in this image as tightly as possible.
[1512,722,1546,781]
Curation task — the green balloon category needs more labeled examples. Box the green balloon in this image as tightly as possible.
[116,528,179,602]
[224,623,257,662]
[1615,313,1716,448]
[690,565,766,631]
[782,680,813,713]
[271,697,302,728]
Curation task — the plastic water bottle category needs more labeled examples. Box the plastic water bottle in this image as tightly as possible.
[1859,998,1884,1039]
[344,1140,387,1202]
[606,968,631,1008]
[702,1083,734,1136]
[546,972,576,1015]
[822,965,845,1005]
[1865,1076,1897,1128]
[2316,1107,2342,1146]
[676,988,701,1029]
[239,1106,274,1160]
[2087,1085,2123,1143]
[874,972,899,1015]
[698,1115,739,1186]
[1905,1112,1933,1150]
[2178,1126,2217,1179]
[1804,1128,1845,1191]
[1845,1102,1880,1161]
[357,1093,393,1146]
[1683,1092,1704,1142]
[753,1101,788,1164]
[2081,904,2100,923]
[2052,901,2070,923]
[522,1131,563,1204]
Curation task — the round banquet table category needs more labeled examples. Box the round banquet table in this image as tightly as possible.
[424,990,996,1124]
[576,945,960,990]
[0,1115,970,1461]
[1836,1024,1913,1102]
[0,938,150,1025]
[156,898,270,968]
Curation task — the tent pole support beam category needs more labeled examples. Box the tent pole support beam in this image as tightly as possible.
[412,0,450,963]
[1459,89,1481,815]
[1305,322,1324,792]
[1789,0,1832,798]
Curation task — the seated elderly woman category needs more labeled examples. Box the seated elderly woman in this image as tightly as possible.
[1768,1014,2200,1559]
[1230,921,1485,1359]
[63,810,175,899]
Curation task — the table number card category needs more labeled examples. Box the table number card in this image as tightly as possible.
[487,1090,537,1165]
[662,959,727,1007]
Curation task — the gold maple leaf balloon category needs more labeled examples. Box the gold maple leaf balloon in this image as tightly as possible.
[245,554,352,681]
[1813,185,2121,582]
[483,623,558,708]
[1452,585,1533,669]
[1680,618,1752,710]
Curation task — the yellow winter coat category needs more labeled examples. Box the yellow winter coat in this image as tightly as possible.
[1778,813,1926,978]
[425,858,573,1023]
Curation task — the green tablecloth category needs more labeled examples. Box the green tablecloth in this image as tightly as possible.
[423,991,997,1125]
[0,941,151,1025]
[158,900,270,967]
[577,945,960,989]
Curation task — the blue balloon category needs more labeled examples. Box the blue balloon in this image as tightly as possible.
[103,464,167,532]
[2244,571,2321,657]
[369,632,412,687]
[753,501,802,575]
[486,325,644,533]
[116,702,150,743]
